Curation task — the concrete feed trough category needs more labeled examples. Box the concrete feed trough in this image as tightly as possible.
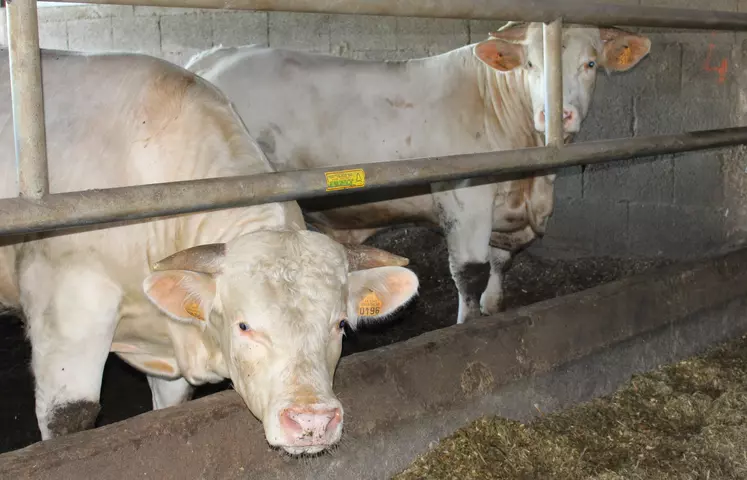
[2,247,747,479]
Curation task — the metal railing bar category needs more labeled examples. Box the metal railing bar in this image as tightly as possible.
[0,126,744,237]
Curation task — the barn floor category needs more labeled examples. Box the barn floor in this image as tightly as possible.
[394,333,747,480]
[0,226,671,454]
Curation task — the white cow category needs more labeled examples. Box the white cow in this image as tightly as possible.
[0,49,419,455]
[186,22,651,324]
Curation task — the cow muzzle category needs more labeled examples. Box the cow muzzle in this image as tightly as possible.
[275,403,344,455]
[534,105,581,134]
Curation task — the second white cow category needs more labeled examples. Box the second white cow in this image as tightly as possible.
[187,22,651,324]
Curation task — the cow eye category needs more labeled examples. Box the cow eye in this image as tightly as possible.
[587,61,596,69]
[526,61,533,68]
[238,322,250,332]
[338,319,347,330]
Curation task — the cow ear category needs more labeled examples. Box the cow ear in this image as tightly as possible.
[599,28,651,72]
[143,270,216,328]
[115,350,182,380]
[474,38,525,72]
[346,266,419,329]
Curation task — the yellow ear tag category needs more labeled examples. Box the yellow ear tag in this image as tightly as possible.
[617,45,632,66]
[184,301,204,320]
[358,291,383,317]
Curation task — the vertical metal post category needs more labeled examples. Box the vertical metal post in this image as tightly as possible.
[543,18,563,147]
[7,0,49,199]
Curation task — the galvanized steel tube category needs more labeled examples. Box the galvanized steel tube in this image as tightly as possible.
[6,0,49,199]
[47,0,747,31]
[0,127,745,237]
[543,18,563,148]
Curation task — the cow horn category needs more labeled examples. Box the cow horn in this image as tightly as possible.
[152,243,226,274]
[345,244,410,271]
[489,21,528,42]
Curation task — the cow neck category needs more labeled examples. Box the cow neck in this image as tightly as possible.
[476,59,541,150]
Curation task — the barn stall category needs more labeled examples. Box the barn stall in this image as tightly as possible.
[0,0,746,478]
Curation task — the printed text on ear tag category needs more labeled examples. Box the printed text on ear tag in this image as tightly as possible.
[617,45,632,66]
[358,291,383,317]
[184,301,204,320]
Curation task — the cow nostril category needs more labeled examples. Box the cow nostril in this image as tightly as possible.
[281,406,341,440]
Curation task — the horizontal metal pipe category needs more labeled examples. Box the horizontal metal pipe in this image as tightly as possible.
[0,127,745,237]
[48,0,747,30]
[7,0,49,199]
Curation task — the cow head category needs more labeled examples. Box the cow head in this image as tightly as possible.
[142,229,418,455]
[473,22,651,137]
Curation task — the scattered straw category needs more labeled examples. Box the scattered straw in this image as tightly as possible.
[395,335,747,480]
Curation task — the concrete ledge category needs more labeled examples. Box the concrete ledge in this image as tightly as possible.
[3,248,747,479]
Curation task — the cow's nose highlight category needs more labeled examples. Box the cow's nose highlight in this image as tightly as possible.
[280,406,341,444]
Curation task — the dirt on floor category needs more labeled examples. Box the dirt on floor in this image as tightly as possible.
[0,226,670,454]
[395,333,747,480]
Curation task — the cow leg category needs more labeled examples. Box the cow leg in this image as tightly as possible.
[434,183,495,325]
[480,247,512,315]
[20,254,122,440]
[147,376,194,410]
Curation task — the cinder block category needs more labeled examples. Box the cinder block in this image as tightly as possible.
[574,90,633,142]
[639,30,735,46]
[161,13,213,53]
[591,199,630,255]
[134,7,207,16]
[584,154,673,203]
[538,198,596,252]
[68,18,113,52]
[0,11,5,47]
[395,17,468,56]
[628,202,726,257]
[594,42,681,99]
[634,93,736,136]
[38,5,132,23]
[38,21,67,50]
[673,150,724,207]
[553,166,583,200]
[269,12,331,53]
[330,14,396,53]
[469,20,505,44]
[539,197,629,256]
[212,12,268,48]
[161,50,193,66]
[112,16,160,55]
[681,43,733,99]
[347,48,426,62]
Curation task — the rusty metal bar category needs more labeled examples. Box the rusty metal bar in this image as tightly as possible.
[543,18,563,148]
[46,0,747,31]
[6,0,48,199]
[0,127,745,237]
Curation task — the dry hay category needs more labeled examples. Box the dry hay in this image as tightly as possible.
[395,335,747,480]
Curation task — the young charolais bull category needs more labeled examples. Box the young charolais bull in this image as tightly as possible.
[186,22,651,324]
[0,49,418,455]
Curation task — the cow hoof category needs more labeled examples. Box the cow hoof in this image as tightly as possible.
[47,400,101,437]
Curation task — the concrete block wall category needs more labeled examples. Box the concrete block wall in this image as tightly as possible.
[0,0,744,260]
